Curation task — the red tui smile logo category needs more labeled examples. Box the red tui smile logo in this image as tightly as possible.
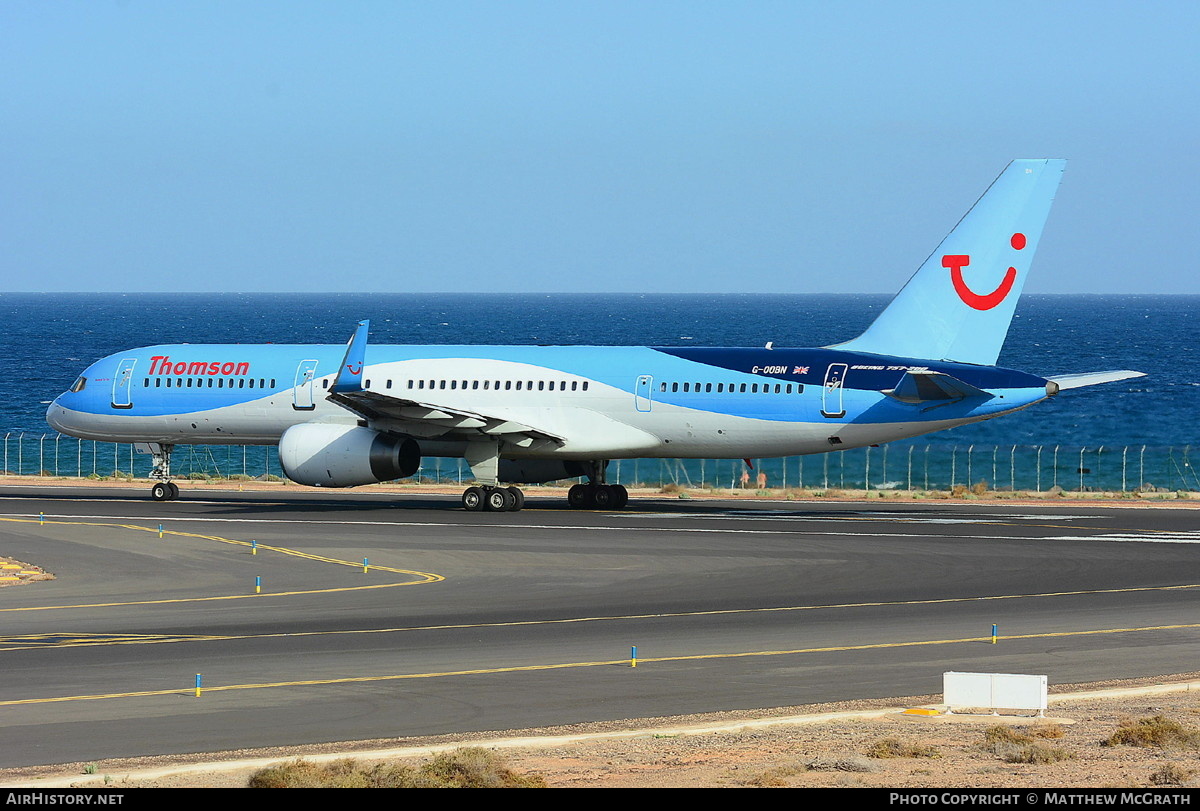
[944,233,1025,311]
[346,362,363,375]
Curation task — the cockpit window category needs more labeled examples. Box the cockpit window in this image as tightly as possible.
[70,376,87,393]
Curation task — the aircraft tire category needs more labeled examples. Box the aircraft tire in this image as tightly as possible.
[151,482,172,501]
[506,487,525,512]
[462,486,485,511]
[486,487,514,512]
[567,484,594,509]
[610,484,628,509]
[167,482,179,500]
[592,485,614,508]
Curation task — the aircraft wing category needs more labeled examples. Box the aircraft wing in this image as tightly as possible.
[1046,370,1146,392]
[883,370,995,404]
[327,388,566,447]
[326,320,565,448]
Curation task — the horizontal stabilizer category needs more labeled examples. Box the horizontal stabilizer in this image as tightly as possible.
[884,371,994,404]
[1046,370,1145,393]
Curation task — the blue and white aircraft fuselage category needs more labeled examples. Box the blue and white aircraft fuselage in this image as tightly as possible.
[47,159,1143,511]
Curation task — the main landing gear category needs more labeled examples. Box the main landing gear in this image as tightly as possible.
[461,441,525,512]
[147,443,179,501]
[567,483,628,509]
[461,485,526,512]
[565,461,628,509]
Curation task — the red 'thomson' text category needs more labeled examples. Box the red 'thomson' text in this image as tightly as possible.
[148,356,250,376]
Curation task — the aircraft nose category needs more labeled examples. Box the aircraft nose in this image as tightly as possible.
[46,399,70,433]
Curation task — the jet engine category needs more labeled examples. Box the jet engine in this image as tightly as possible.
[278,423,420,487]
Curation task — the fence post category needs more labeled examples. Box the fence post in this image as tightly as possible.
[864,447,871,491]
[77,438,82,478]
[907,445,913,491]
[1079,447,1086,491]
[3,433,8,475]
[1053,446,1059,490]
[967,444,974,488]
[951,446,957,488]
[992,446,998,489]
[1122,446,1128,492]
[39,434,45,476]
[55,434,61,476]
[924,445,930,490]
[1010,445,1016,491]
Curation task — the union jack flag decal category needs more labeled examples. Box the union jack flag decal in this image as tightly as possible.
[793,366,809,375]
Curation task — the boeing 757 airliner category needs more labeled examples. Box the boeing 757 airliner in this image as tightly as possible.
[47,159,1142,511]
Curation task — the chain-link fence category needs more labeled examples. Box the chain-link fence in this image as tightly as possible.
[3,432,1197,492]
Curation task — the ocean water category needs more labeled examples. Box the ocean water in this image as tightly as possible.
[2,293,1198,491]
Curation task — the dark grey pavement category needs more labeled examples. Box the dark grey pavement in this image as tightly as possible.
[1,484,1198,768]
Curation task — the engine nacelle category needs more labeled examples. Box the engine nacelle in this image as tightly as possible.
[278,423,420,487]
[497,459,587,484]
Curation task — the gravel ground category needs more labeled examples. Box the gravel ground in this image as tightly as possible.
[6,675,1200,789]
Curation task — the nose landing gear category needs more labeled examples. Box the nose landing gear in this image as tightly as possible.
[146,443,179,501]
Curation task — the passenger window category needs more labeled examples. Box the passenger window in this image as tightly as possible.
[572,381,578,391]
[538,381,544,391]
[582,381,589,391]
[705,383,712,393]
[671,382,679,392]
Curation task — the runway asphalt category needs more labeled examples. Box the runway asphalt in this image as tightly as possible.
[1,484,1198,768]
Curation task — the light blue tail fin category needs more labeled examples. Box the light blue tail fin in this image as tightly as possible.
[835,159,1066,365]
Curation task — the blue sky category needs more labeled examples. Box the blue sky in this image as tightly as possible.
[4,1,1198,293]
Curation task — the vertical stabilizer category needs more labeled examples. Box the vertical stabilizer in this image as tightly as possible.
[834,159,1066,365]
